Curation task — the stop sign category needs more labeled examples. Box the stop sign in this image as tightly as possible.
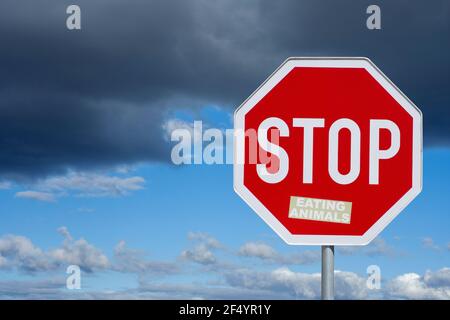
[234,58,422,245]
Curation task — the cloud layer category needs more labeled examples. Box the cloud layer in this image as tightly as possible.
[0,0,449,180]
[0,228,109,273]
[1,229,449,299]
[12,171,146,202]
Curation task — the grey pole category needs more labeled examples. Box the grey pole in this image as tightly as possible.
[321,245,334,300]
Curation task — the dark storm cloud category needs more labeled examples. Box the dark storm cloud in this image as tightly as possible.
[0,0,448,179]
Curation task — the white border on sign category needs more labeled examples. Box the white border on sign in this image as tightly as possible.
[233,57,423,246]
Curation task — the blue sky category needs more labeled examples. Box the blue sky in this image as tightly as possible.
[0,106,449,299]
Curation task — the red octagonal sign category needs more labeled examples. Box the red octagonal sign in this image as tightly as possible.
[234,58,422,245]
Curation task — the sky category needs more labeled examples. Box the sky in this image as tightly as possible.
[0,0,449,299]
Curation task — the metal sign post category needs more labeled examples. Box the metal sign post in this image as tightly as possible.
[321,245,334,300]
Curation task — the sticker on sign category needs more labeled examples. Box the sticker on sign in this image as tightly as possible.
[233,57,422,246]
[289,196,352,224]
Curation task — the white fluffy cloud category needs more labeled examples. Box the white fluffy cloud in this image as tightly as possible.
[180,232,223,265]
[421,237,441,251]
[0,181,12,190]
[181,232,222,265]
[0,227,178,276]
[0,278,67,299]
[0,235,53,272]
[13,171,145,202]
[239,242,278,260]
[223,267,370,299]
[48,227,110,272]
[113,240,179,274]
[0,227,109,273]
[338,237,395,257]
[238,242,320,265]
[15,191,56,202]
[181,245,217,265]
[162,119,198,142]
[36,171,145,197]
[187,232,222,249]
[224,267,321,299]
[386,268,450,299]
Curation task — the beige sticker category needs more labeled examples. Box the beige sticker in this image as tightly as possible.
[289,196,352,224]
